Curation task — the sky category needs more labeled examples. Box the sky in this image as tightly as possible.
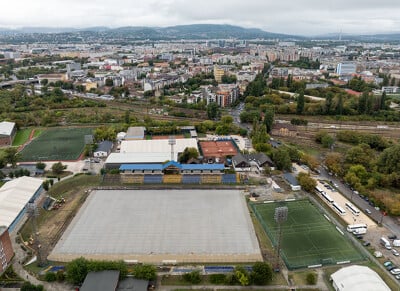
[1,0,400,35]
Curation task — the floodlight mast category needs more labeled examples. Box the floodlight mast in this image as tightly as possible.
[274,206,288,272]
[168,136,176,161]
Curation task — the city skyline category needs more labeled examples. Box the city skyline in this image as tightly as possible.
[1,0,400,36]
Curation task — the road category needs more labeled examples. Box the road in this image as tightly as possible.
[318,167,400,237]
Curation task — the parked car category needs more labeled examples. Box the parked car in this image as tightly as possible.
[384,261,393,267]
[389,234,398,240]
[390,268,400,275]
[365,209,372,214]
[363,241,371,247]
[392,249,400,256]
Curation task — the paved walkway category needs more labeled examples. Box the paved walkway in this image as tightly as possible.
[10,230,73,290]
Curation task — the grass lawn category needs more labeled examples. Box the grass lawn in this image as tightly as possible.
[251,199,365,270]
[12,129,32,146]
[19,127,93,161]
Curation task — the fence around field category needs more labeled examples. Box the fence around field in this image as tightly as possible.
[250,199,365,270]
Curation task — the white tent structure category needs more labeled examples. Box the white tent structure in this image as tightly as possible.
[331,265,390,291]
[119,138,198,159]
[0,176,43,232]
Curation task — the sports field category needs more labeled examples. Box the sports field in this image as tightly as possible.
[19,127,93,161]
[49,189,262,263]
[251,199,365,269]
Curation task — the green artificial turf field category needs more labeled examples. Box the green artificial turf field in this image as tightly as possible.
[251,199,365,269]
[19,127,93,161]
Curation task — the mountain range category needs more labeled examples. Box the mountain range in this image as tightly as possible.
[0,24,399,41]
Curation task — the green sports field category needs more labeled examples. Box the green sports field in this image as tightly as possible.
[19,127,93,161]
[251,199,365,270]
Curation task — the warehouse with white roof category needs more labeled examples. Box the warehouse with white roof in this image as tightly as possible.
[105,138,198,169]
[0,176,43,232]
[330,265,390,291]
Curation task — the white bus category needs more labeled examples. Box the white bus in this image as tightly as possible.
[380,237,392,250]
[332,202,346,216]
[315,186,324,194]
[347,223,367,233]
[345,202,360,216]
[321,191,334,204]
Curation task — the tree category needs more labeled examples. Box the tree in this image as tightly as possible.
[272,148,291,171]
[36,162,46,170]
[264,107,274,133]
[296,90,305,114]
[325,153,343,176]
[45,272,57,282]
[66,257,89,284]
[178,147,199,163]
[380,91,387,110]
[321,134,334,149]
[105,78,114,87]
[51,162,66,175]
[132,264,157,281]
[206,102,220,120]
[42,180,49,191]
[306,272,317,285]
[20,282,44,291]
[221,115,233,124]
[124,111,131,124]
[250,262,273,285]
[297,172,317,192]
[182,270,201,284]
[40,79,48,86]
[4,147,19,167]
[234,267,250,286]
[378,144,400,174]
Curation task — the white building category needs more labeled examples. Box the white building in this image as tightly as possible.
[0,176,43,232]
[330,265,390,291]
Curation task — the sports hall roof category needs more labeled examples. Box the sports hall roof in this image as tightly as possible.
[0,176,43,228]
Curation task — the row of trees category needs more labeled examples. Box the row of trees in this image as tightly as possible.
[66,257,157,285]
[324,141,400,214]
[181,262,273,286]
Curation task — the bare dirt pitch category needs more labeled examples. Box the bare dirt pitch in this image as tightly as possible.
[49,189,262,263]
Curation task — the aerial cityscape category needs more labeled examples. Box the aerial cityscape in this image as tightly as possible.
[1,1,400,291]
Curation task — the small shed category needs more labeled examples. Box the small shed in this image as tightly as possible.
[94,140,113,157]
[283,173,301,191]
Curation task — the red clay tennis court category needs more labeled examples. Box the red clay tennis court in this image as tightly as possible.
[199,140,238,158]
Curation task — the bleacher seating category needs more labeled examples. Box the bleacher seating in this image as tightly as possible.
[163,174,182,184]
[201,175,222,184]
[143,174,163,184]
[222,174,237,184]
[181,175,201,184]
[121,174,144,184]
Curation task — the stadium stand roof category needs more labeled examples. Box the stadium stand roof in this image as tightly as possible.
[0,121,15,136]
[120,138,198,160]
[106,152,172,165]
[120,162,225,171]
[0,176,43,228]
[80,270,120,291]
[330,265,390,291]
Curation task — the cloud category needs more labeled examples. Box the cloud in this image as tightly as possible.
[1,0,400,35]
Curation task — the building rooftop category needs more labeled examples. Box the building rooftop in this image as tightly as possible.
[0,176,43,228]
[330,265,390,291]
[80,270,120,291]
[0,121,15,136]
